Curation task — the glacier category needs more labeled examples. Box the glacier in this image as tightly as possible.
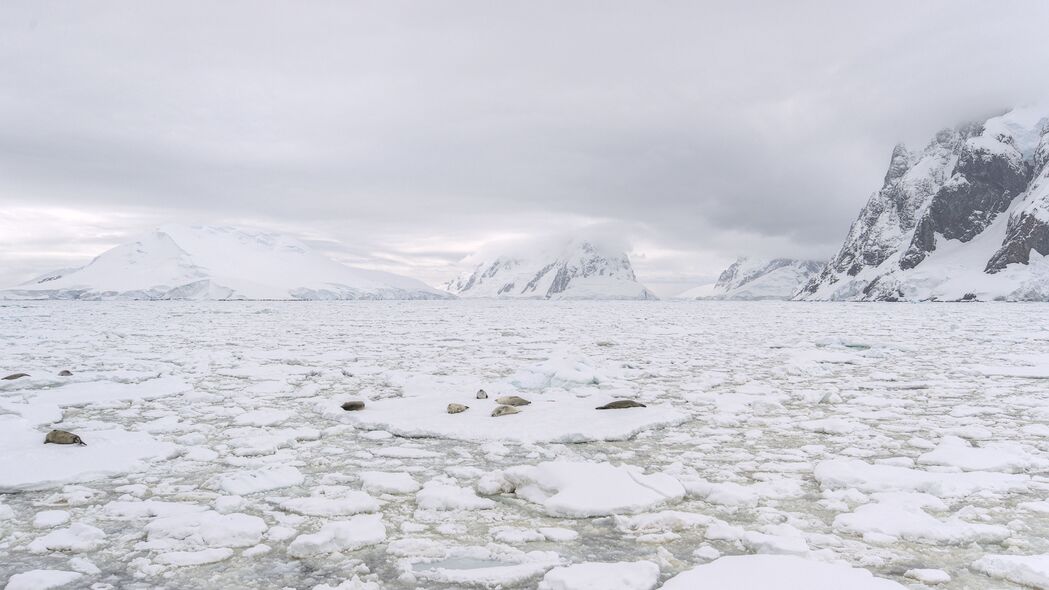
[0,224,451,301]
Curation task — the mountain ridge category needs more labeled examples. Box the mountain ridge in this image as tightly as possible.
[799,105,1049,301]
[445,238,657,300]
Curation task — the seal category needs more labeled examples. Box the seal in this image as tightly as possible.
[447,403,469,414]
[491,405,520,417]
[595,400,647,410]
[59,370,73,377]
[476,389,488,399]
[2,373,29,380]
[44,430,86,445]
[341,401,366,411]
[495,395,530,406]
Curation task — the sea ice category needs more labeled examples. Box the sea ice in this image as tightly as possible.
[537,560,660,590]
[502,461,685,517]
[660,555,906,589]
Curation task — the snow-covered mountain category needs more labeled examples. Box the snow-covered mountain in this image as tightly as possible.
[445,239,657,300]
[676,257,824,300]
[1,224,451,300]
[799,106,1049,301]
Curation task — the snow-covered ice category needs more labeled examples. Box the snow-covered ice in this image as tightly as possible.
[661,555,906,589]
[2,300,1049,589]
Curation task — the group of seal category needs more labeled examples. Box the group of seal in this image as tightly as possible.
[44,430,86,446]
[3,370,74,380]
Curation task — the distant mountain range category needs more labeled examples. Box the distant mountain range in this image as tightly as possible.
[799,105,1049,301]
[1,224,450,300]
[444,238,657,300]
[675,258,824,300]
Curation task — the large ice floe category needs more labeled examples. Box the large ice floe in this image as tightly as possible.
[661,555,906,589]
[2,300,1049,589]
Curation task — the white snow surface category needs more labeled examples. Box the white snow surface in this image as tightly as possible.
[537,560,659,590]
[661,555,906,589]
[1,300,1048,590]
[0,224,450,300]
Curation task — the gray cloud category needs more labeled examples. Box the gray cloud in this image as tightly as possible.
[2,1,1048,295]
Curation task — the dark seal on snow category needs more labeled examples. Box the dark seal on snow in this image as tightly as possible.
[2,373,29,380]
[44,430,86,445]
[495,395,530,406]
[59,370,73,377]
[341,401,366,411]
[596,400,647,410]
[476,389,488,399]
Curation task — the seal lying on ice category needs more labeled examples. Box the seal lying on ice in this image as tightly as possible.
[476,389,488,399]
[491,405,520,417]
[495,395,530,406]
[2,373,29,380]
[447,403,469,414]
[341,401,366,411]
[44,430,86,445]
[595,400,646,410]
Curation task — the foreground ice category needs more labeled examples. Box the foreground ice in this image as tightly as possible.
[2,300,1049,589]
[661,555,906,589]
[500,461,685,517]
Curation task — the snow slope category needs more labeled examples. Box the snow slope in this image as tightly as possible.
[1,225,451,301]
[800,106,1049,301]
[676,258,824,300]
[444,239,657,300]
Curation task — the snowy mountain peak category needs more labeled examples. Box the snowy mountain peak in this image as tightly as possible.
[2,224,450,301]
[676,257,824,300]
[446,238,657,300]
[799,106,1049,301]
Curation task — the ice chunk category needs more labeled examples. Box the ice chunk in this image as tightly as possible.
[360,471,420,495]
[661,555,905,589]
[538,560,660,590]
[27,524,106,554]
[916,436,1046,473]
[503,461,684,517]
[287,514,386,557]
[277,491,380,516]
[154,547,234,566]
[4,570,83,590]
[144,511,267,549]
[813,459,1030,497]
[972,553,1049,589]
[416,479,496,511]
[208,465,304,495]
[32,510,70,528]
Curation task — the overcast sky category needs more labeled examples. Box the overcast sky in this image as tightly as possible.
[2,1,1049,295]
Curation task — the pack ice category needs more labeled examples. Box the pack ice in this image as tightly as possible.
[1,300,1048,590]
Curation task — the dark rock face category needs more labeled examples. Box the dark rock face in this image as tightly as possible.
[900,135,1031,270]
[799,108,1049,301]
[986,212,1049,272]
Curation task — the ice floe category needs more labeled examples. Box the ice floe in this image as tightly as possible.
[501,461,685,517]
